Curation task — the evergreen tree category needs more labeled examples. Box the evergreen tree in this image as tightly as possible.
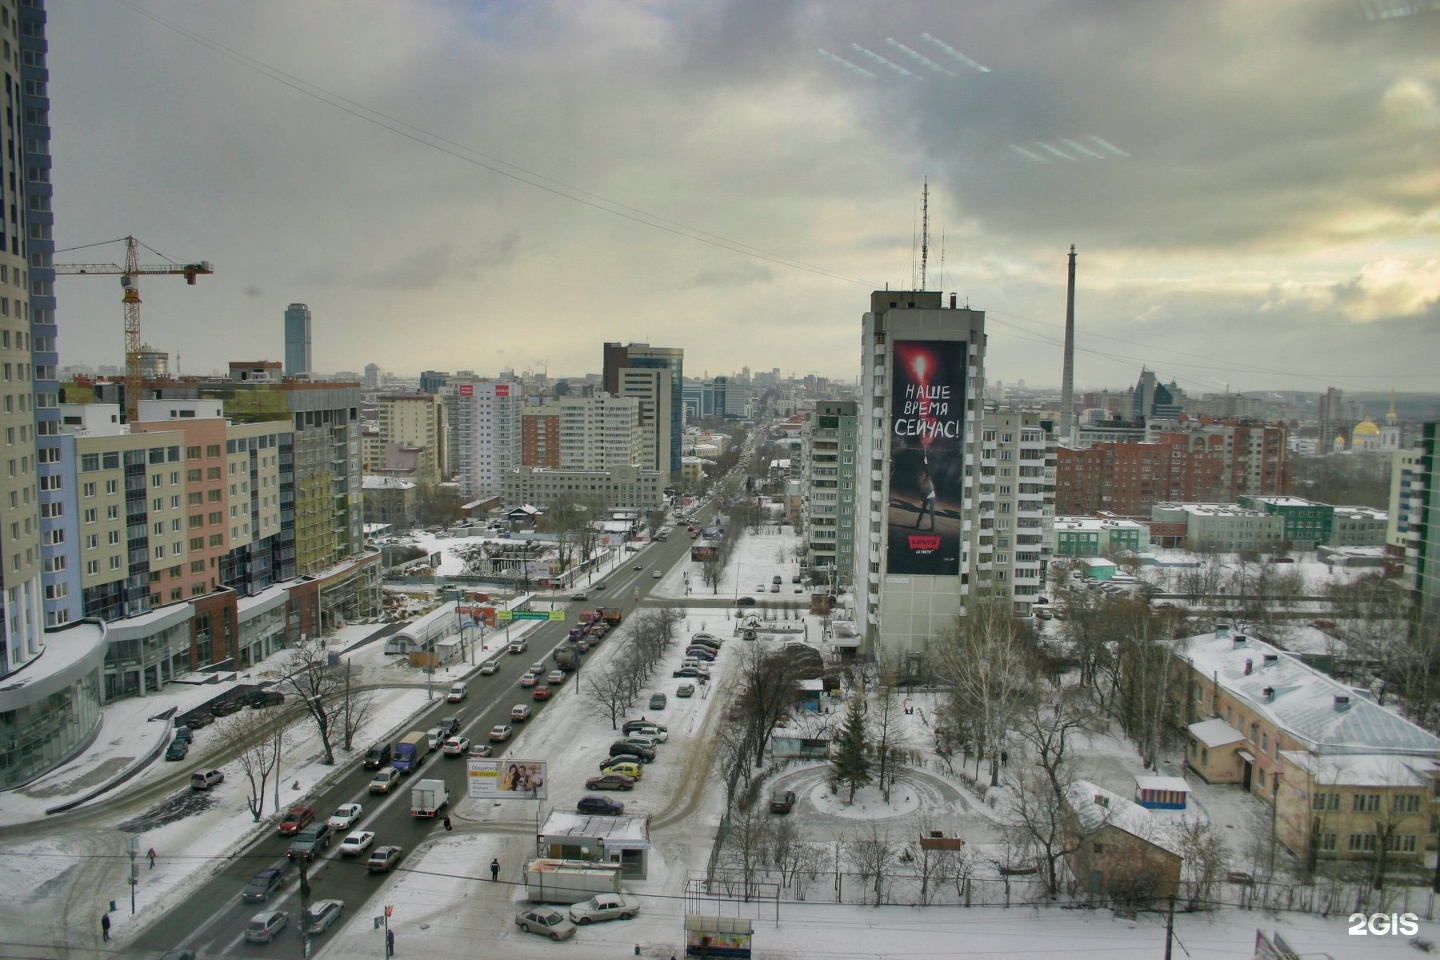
[832,695,872,802]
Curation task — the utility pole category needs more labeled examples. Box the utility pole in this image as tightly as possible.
[299,857,311,959]
[127,836,138,914]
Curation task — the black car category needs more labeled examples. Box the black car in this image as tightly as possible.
[577,794,624,815]
[437,717,462,737]
[609,741,655,762]
[622,719,667,735]
[600,754,643,771]
[247,690,286,709]
[180,711,214,730]
[287,823,333,862]
[242,864,288,903]
[210,698,245,717]
[164,739,189,761]
[736,596,757,606]
[363,743,392,769]
[770,790,797,814]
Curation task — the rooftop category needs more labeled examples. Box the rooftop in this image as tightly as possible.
[1180,629,1440,757]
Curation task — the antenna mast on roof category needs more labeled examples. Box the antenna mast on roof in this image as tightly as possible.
[919,180,930,291]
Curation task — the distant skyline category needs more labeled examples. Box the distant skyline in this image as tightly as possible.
[46,2,1440,397]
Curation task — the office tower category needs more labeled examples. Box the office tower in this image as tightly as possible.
[603,342,684,478]
[284,303,312,375]
[854,291,986,660]
[364,363,380,390]
[801,400,858,587]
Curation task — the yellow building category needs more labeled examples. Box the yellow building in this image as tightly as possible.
[1178,626,1440,865]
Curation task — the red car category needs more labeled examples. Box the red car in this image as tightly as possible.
[532,684,552,701]
[278,807,315,836]
[585,774,636,791]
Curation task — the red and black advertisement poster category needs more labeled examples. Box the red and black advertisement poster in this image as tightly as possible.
[887,339,966,576]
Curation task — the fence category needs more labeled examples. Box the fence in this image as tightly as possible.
[704,861,1440,918]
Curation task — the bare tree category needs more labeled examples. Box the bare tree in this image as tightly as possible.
[735,643,807,767]
[231,704,295,821]
[1013,683,1094,800]
[931,599,1036,786]
[1176,818,1230,910]
[586,662,637,730]
[844,821,895,905]
[277,638,360,765]
[1006,767,1108,896]
[1113,604,1184,770]
[720,808,773,900]
[869,684,908,802]
[331,659,376,752]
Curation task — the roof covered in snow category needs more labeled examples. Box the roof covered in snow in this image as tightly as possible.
[1064,780,1183,857]
[1180,630,1440,758]
[1188,718,1246,749]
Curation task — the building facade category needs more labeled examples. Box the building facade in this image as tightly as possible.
[376,393,445,485]
[1052,516,1147,558]
[283,303,312,376]
[502,464,663,512]
[603,342,683,478]
[443,378,522,500]
[800,400,857,587]
[1150,502,1286,551]
[854,291,986,659]
[974,410,1054,617]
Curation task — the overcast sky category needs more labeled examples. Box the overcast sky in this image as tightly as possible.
[45,0,1440,397]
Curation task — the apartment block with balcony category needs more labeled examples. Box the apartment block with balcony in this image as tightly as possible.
[375,393,445,485]
[974,410,1055,616]
[441,379,522,500]
[502,464,662,512]
[800,400,857,588]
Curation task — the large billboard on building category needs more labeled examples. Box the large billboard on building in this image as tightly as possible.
[887,339,966,576]
[467,758,548,799]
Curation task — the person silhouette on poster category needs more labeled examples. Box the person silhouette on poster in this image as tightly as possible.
[913,468,936,530]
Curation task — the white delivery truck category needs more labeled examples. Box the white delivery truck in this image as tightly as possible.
[410,778,449,818]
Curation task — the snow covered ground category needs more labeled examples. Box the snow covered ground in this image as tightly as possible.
[0,527,1429,958]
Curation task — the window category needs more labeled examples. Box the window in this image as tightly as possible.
[83,508,97,523]
[86,559,99,575]
[1318,833,1337,852]
[106,479,119,495]
[1353,793,1381,813]
[82,481,95,497]
[1348,833,1377,852]
[187,469,202,483]
[1312,792,1340,812]
[1394,794,1422,814]
[108,530,121,545]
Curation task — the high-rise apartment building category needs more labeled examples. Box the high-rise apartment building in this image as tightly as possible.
[558,394,644,472]
[1317,386,1345,454]
[975,410,1055,616]
[614,367,673,476]
[442,379,522,499]
[283,303,312,376]
[800,400,858,586]
[5,0,56,669]
[376,393,446,485]
[854,292,986,659]
[364,363,380,390]
[1400,423,1440,621]
[603,342,683,478]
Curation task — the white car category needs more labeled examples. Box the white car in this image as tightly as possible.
[339,831,375,857]
[443,736,470,757]
[304,899,345,935]
[568,893,640,924]
[327,803,363,831]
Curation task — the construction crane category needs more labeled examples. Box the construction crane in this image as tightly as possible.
[55,236,213,423]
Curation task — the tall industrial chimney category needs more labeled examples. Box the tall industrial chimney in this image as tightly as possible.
[1059,245,1077,439]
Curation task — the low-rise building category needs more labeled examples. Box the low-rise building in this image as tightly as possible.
[1177,626,1440,865]
[502,465,663,512]
[1150,502,1286,552]
[1052,516,1147,558]
[1062,781,1182,898]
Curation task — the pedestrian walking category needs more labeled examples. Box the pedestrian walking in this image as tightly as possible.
[442,815,452,831]
[146,847,156,869]
[490,858,499,881]
[386,928,395,957]
[100,913,110,941]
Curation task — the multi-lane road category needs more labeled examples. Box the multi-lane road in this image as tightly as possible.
[132,508,726,958]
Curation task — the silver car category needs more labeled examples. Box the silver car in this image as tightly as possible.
[304,899,344,935]
[244,910,289,943]
[568,893,640,924]
[515,906,577,941]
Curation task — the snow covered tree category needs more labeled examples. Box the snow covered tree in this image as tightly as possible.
[831,695,871,802]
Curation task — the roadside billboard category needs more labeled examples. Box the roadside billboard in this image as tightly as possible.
[887,339,966,576]
[467,758,548,799]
